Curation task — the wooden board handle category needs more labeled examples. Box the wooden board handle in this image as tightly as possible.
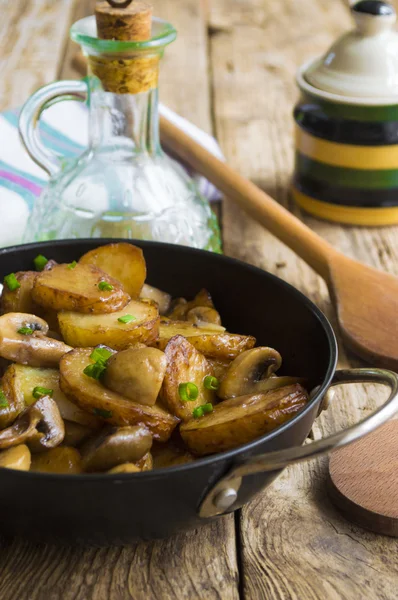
[160,116,335,279]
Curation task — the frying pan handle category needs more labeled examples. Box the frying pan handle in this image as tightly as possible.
[199,368,398,518]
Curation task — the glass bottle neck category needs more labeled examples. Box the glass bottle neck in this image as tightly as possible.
[88,76,161,157]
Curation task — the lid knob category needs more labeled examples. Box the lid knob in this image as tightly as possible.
[352,1,396,35]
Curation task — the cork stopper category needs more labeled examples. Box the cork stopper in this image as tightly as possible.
[95,0,153,41]
[91,0,157,94]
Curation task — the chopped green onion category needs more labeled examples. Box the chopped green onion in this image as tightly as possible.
[67,260,77,270]
[18,327,34,335]
[178,382,199,402]
[117,314,137,324]
[84,362,107,380]
[4,273,21,292]
[90,347,113,364]
[202,403,214,414]
[32,386,54,399]
[193,406,204,418]
[33,254,48,271]
[93,408,112,419]
[204,375,219,391]
[0,391,8,408]
[98,281,114,291]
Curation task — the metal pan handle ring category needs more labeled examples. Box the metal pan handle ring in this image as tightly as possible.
[199,368,398,518]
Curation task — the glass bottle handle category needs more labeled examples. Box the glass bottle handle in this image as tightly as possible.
[19,80,88,177]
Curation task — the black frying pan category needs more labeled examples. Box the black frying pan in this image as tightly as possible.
[0,239,397,545]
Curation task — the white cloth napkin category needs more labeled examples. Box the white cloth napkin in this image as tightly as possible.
[0,101,223,248]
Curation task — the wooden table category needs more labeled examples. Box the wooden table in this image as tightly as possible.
[0,1,397,598]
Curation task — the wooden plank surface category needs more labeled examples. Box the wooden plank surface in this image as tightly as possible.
[0,0,397,598]
[208,1,398,599]
[0,1,239,599]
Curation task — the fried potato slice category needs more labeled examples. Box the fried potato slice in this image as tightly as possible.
[180,384,309,455]
[79,243,146,299]
[0,366,26,429]
[32,263,130,314]
[152,440,195,469]
[58,298,159,350]
[161,336,215,421]
[155,321,256,361]
[59,348,178,442]
[1,364,100,428]
[0,271,37,315]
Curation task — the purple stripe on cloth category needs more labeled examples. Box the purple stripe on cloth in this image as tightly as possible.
[0,170,42,196]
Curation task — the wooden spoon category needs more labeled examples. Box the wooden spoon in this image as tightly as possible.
[73,54,398,369]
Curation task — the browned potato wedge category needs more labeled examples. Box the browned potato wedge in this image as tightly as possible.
[136,451,153,471]
[59,348,179,441]
[79,243,146,299]
[58,298,159,350]
[161,336,215,421]
[207,358,232,381]
[104,347,167,406]
[0,313,71,368]
[1,364,100,428]
[63,421,93,447]
[0,271,37,315]
[32,263,130,314]
[30,447,82,474]
[140,284,171,315]
[180,384,309,455]
[152,441,195,469]
[168,289,215,320]
[155,321,256,361]
[0,445,31,471]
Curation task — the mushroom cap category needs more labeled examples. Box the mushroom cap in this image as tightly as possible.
[81,425,153,472]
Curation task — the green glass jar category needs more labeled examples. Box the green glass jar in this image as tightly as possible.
[292,0,398,226]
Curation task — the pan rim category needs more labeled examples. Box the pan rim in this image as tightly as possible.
[0,239,337,481]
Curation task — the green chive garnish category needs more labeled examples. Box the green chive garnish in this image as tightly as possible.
[93,408,112,419]
[117,314,137,324]
[4,273,21,292]
[202,403,214,414]
[67,260,77,270]
[84,362,107,380]
[193,406,204,418]
[178,382,199,402]
[18,327,34,335]
[204,375,219,391]
[98,281,114,291]
[90,347,113,364]
[33,254,48,271]
[0,391,8,408]
[32,386,54,399]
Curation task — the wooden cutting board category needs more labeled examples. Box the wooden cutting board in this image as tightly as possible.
[328,420,398,536]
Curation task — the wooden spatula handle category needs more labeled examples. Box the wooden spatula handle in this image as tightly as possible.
[160,116,335,280]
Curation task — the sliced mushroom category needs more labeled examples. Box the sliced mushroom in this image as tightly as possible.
[81,425,152,472]
[186,307,222,326]
[168,289,215,321]
[30,447,82,474]
[140,284,171,315]
[0,444,31,471]
[0,313,72,367]
[218,347,283,399]
[0,395,65,451]
[62,420,93,447]
[103,347,167,406]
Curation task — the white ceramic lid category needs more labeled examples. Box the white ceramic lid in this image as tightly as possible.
[298,1,398,105]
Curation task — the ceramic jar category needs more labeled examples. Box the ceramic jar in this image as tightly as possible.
[292,0,398,226]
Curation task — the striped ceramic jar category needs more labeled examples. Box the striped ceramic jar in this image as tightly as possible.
[292,94,398,226]
[292,0,398,226]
